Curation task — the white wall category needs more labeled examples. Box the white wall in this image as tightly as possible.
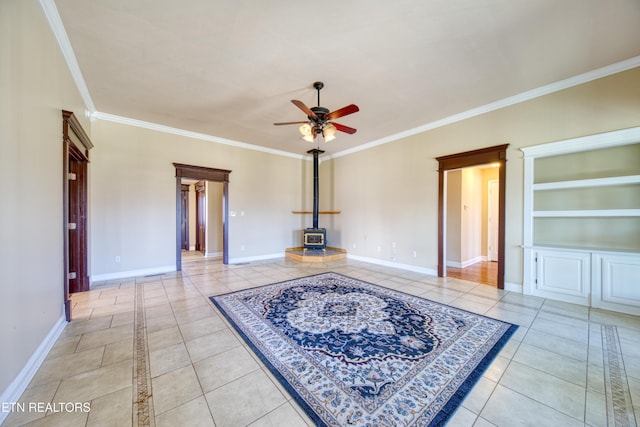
[0,0,91,400]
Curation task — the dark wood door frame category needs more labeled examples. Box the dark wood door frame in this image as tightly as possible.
[436,144,508,289]
[174,163,231,270]
[62,110,93,321]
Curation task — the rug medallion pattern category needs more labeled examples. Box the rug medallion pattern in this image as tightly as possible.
[211,272,517,426]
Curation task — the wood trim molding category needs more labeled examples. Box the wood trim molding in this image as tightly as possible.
[436,144,509,289]
[173,163,231,182]
[62,110,93,151]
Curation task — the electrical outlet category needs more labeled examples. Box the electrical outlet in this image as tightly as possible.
[115,256,121,263]
[412,251,417,258]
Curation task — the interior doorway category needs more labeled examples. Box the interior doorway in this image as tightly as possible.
[436,145,508,289]
[62,110,93,321]
[444,164,500,286]
[174,164,231,270]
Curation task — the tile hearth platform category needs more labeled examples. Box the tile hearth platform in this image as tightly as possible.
[285,247,347,263]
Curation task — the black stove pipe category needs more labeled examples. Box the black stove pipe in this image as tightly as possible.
[307,148,324,229]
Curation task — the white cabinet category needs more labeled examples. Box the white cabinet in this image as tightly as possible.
[521,127,640,315]
[592,253,640,315]
[530,247,640,315]
[533,248,591,305]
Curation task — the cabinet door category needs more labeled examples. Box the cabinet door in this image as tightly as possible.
[534,249,591,305]
[592,253,640,316]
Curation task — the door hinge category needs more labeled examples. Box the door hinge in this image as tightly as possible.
[68,272,77,279]
[68,222,77,230]
[68,173,77,180]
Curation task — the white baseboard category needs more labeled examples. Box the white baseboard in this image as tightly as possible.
[205,252,223,258]
[0,312,67,425]
[446,256,486,269]
[228,253,283,264]
[91,265,175,283]
[189,245,195,251]
[504,282,523,293]
[347,254,438,276]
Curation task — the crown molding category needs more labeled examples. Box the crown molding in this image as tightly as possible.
[93,112,307,160]
[329,56,640,160]
[39,0,96,113]
[41,0,639,162]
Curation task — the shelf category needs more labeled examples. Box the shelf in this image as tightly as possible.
[533,209,640,217]
[292,210,342,214]
[533,175,640,190]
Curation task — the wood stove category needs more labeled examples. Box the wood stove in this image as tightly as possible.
[303,148,327,251]
[304,228,326,249]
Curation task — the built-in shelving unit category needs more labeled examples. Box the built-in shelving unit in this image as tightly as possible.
[521,127,640,315]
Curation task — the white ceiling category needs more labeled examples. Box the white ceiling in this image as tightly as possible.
[53,0,640,157]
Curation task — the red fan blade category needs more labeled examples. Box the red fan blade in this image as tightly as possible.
[273,121,308,126]
[291,100,317,119]
[333,122,357,134]
[326,104,359,121]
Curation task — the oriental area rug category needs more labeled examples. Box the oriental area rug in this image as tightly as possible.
[210,272,518,426]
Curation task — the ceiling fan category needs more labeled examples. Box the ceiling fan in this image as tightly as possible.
[274,81,359,142]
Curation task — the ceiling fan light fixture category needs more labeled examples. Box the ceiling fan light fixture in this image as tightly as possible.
[274,81,358,143]
[299,123,312,137]
[323,123,337,142]
[302,132,315,142]
[324,123,336,137]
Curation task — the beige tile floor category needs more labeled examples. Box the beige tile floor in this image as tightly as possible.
[2,254,639,426]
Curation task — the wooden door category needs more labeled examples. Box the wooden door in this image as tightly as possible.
[62,111,93,320]
[195,181,206,254]
[180,184,190,250]
[68,143,89,294]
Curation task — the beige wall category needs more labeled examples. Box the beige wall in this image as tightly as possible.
[0,0,91,396]
[206,182,223,256]
[446,170,462,264]
[89,119,305,276]
[328,67,640,284]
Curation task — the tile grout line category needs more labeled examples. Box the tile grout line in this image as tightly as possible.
[133,280,155,427]
[601,324,637,427]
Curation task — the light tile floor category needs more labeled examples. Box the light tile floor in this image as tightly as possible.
[3,255,639,426]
